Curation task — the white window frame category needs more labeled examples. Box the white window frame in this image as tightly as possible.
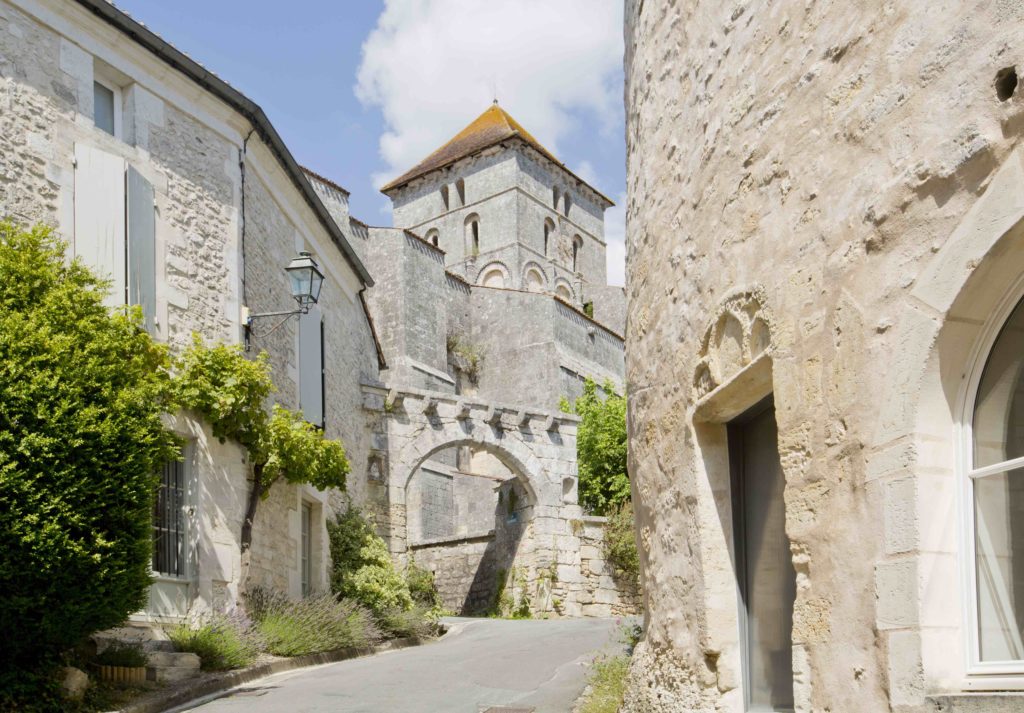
[92,75,123,140]
[959,272,1024,682]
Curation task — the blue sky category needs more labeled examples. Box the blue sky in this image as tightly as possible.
[114,0,626,284]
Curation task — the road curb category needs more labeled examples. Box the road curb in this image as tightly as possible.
[115,635,433,713]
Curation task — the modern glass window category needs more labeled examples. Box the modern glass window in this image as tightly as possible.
[93,80,116,136]
[969,296,1024,665]
[301,503,313,597]
[153,458,187,577]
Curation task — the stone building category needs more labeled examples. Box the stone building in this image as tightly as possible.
[306,105,637,617]
[0,0,381,619]
[624,1,1024,711]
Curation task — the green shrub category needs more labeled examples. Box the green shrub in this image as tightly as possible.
[560,379,628,515]
[327,508,413,617]
[604,500,640,584]
[404,562,442,611]
[95,642,147,668]
[248,588,379,657]
[168,613,262,671]
[0,223,178,685]
[377,605,437,639]
[577,655,630,713]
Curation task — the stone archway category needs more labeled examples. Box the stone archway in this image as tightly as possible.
[361,383,584,615]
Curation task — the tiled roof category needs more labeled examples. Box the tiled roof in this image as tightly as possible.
[380,103,613,206]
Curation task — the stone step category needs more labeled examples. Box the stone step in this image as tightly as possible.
[147,651,201,683]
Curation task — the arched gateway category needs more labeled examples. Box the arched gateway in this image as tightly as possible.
[361,383,585,615]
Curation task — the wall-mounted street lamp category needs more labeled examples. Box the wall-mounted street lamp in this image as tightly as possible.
[244,251,324,350]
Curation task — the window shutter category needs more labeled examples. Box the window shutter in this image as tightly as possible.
[73,144,125,307]
[127,166,156,333]
[299,307,324,426]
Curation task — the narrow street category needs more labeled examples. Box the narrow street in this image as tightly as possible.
[178,617,624,713]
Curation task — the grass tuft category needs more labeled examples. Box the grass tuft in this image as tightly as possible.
[577,655,630,713]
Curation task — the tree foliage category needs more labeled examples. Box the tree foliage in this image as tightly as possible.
[172,338,350,555]
[0,223,178,678]
[561,379,629,515]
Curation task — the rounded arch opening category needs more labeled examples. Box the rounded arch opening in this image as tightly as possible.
[478,261,508,289]
[464,213,481,257]
[523,263,546,292]
[555,280,574,303]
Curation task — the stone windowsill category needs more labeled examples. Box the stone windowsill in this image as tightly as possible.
[928,692,1024,711]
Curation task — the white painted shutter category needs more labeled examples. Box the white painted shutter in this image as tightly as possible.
[74,144,125,307]
[127,166,156,332]
[299,307,324,426]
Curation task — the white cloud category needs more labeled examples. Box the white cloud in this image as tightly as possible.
[604,192,626,287]
[356,0,624,187]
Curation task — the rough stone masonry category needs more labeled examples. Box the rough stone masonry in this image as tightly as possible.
[624,0,1024,711]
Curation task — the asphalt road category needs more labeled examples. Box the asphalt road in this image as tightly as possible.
[180,617,624,713]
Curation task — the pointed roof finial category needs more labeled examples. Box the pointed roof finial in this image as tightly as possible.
[493,97,499,105]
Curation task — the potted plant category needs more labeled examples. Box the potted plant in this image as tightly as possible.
[95,642,148,685]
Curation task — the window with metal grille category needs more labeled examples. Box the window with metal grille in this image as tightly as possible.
[153,459,186,577]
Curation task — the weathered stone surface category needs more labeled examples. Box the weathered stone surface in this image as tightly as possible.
[625,0,1024,710]
[59,667,89,701]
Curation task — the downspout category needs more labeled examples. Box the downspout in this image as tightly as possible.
[239,128,255,317]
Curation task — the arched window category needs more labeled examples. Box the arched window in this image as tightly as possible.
[464,214,481,257]
[572,235,583,272]
[555,282,573,302]
[478,262,508,289]
[967,295,1024,665]
[440,185,449,211]
[523,265,545,293]
[456,178,466,207]
[543,218,555,256]
[563,193,572,217]
[425,228,440,247]
[553,186,561,209]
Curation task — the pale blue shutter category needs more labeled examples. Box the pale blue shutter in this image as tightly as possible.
[299,307,324,426]
[127,166,156,332]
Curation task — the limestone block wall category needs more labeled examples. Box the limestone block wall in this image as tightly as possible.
[577,517,641,618]
[410,533,499,614]
[624,0,1024,710]
[0,0,377,615]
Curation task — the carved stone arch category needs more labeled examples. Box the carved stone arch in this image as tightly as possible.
[477,260,510,289]
[522,261,548,292]
[694,287,774,398]
[554,278,575,303]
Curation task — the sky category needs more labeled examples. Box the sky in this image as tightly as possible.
[113,0,627,285]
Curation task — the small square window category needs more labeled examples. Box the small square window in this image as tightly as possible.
[93,81,116,136]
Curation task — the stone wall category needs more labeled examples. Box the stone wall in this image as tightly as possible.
[0,0,376,617]
[624,0,1024,710]
[577,517,640,618]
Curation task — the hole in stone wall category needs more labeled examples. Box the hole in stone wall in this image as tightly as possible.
[996,66,1018,102]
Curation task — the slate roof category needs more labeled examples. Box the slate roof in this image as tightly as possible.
[380,103,613,206]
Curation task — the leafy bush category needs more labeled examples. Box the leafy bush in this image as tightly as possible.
[95,642,147,668]
[248,588,379,657]
[168,613,262,671]
[604,500,640,583]
[0,223,178,683]
[577,655,630,713]
[405,562,442,611]
[560,379,629,515]
[173,339,350,556]
[377,605,437,639]
[327,508,413,617]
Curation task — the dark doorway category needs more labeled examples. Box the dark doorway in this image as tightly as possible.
[728,397,795,712]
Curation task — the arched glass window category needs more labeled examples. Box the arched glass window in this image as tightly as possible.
[969,295,1024,665]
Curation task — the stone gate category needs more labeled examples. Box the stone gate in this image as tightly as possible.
[361,382,595,615]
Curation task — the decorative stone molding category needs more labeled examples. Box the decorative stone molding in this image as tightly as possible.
[693,287,773,399]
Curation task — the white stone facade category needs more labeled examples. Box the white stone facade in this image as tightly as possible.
[625,0,1024,710]
[0,0,379,619]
